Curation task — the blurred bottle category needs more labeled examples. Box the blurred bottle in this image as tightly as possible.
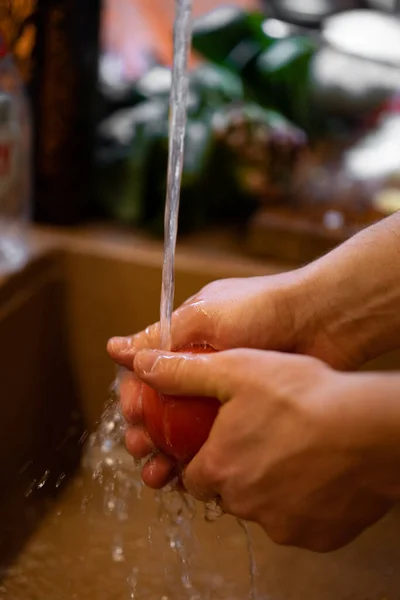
[0,33,31,270]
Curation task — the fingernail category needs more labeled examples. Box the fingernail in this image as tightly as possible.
[108,336,133,355]
[135,349,162,375]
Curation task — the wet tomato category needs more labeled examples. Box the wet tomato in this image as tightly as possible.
[142,345,220,464]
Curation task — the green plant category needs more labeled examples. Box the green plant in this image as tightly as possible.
[94,7,313,234]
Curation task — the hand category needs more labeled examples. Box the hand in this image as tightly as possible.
[110,272,313,490]
[110,272,311,488]
[109,212,400,376]
[109,213,400,502]
[110,270,368,491]
[109,271,356,489]
[108,273,308,365]
[130,347,398,552]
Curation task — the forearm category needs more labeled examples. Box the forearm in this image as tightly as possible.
[298,212,400,369]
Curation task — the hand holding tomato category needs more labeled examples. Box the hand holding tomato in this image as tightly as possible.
[141,345,220,464]
[118,345,220,487]
[112,272,313,488]
[110,264,381,489]
[132,347,400,553]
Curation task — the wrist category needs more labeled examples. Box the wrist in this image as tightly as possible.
[291,238,400,370]
[274,264,362,370]
[301,215,400,369]
[258,267,317,355]
[331,372,400,502]
[294,262,369,369]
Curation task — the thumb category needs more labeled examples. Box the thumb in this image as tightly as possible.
[134,348,241,401]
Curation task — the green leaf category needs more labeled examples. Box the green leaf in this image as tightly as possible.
[254,36,317,131]
[192,7,266,64]
[113,124,155,223]
[190,64,244,108]
[256,36,315,75]
[224,38,266,81]
[95,100,169,226]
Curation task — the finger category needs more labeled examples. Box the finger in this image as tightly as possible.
[182,445,220,502]
[134,347,317,401]
[133,348,246,400]
[119,371,143,425]
[107,304,215,368]
[107,331,154,369]
[141,454,176,489]
[125,426,155,459]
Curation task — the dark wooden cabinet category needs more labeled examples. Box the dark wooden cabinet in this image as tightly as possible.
[0,0,102,225]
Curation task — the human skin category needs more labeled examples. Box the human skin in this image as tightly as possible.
[109,212,400,372]
[107,212,400,550]
[131,348,400,553]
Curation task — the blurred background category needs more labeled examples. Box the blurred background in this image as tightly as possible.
[1,6,400,595]
[1,0,400,263]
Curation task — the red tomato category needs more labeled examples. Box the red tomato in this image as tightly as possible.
[142,345,220,464]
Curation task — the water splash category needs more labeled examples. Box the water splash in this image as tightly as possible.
[84,0,261,596]
[155,488,199,597]
[204,498,224,523]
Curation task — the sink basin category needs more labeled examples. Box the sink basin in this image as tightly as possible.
[1,227,400,599]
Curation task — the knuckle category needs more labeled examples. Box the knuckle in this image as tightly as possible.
[119,376,141,424]
[169,355,188,382]
[192,446,226,493]
[125,427,153,459]
[201,451,223,488]
[262,518,298,548]
[174,296,215,344]
[269,528,297,547]
[263,517,345,553]
[144,322,161,344]
[179,292,199,308]
[220,494,250,521]
[120,393,133,423]
[198,281,215,297]
[305,528,360,553]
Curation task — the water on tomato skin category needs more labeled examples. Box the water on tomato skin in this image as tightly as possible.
[142,345,220,463]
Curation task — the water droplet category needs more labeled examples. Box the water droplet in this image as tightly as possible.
[79,431,89,445]
[101,439,114,453]
[25,479,37,497]
[112,539,125,562]
[107,498,116,512]
[81,494,91,514]
[55,472,66,488]
[36,470,51,490]
[18,459,33,475]
[106,420,115,433]
[127,566,139,598]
